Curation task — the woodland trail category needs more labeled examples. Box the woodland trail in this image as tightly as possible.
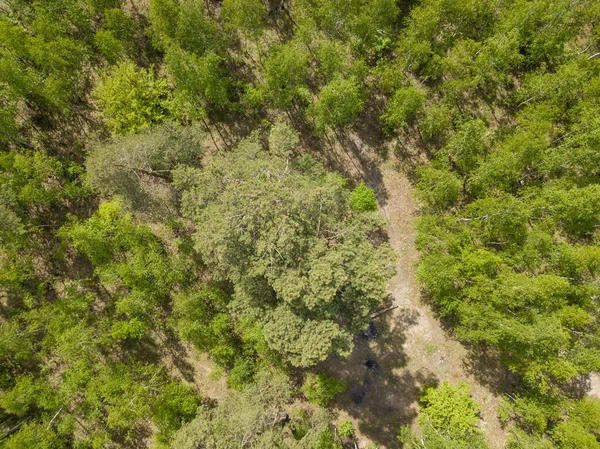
[320,140,507,449]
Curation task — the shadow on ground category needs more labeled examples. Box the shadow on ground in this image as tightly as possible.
[461,344,522,397]
[319,307,438,448]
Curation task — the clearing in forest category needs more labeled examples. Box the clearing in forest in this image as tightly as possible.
[318,133,507,449]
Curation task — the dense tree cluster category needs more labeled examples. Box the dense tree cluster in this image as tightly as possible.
[1,0,600,447]
[403,0,600,445]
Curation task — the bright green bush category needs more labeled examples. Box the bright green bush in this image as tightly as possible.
[301,373,347,407]
[337,420,355,437]
[310,77,364,132]
[416,167,462,210]
[420,382,481,438]
[227,359,255,390]
[381,85,425,130]
[93,61,170,135]
[350,183,378,212]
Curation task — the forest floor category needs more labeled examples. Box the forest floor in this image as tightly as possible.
[159,118,515,448]
[159,119,600,448]
[317,126,509,449]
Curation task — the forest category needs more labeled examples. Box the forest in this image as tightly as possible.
[1,0,600,448]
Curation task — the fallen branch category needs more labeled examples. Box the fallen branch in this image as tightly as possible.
[46,406,63,430]
[370,305,398,319]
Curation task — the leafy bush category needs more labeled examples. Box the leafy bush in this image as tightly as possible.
[350,183,378,212]
[420,382,481,438]
[337,420,355,437]
[301,373,347,407]
[416,167,462,210]
[269,122,300,155]
[381,85,425,130]
[310,77,364,132]
[93,61,170,135]
[227,359,255,390]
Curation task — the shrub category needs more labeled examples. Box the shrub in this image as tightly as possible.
[350,183,378,212]
[93,61,170,135]
[381,85,425,130]
[310,77,364,132]
[337,420,355,437]
[420,382,481,438]
[416,167,462,210]
[227,359,255,390]
[301,373,347,407]
[269,122,299,155]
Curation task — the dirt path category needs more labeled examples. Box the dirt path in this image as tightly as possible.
[320,143,506,448]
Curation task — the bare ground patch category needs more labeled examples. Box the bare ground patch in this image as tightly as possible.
[317,129,507,449]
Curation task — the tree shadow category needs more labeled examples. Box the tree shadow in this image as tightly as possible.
[461,343,522,396]
[118,327,196,384]
[315,126,389,207]
[318,307,438,448]
[559,374,595,400]
[390,127,430,184]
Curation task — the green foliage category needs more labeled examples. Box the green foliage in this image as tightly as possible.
[59,201,187,341]
[296,0,399,55]
[444,119,487,175]
[421,103,454,141]
[93,61,171,135]
[337,420,355,437]
[172,286,238,367]
[222,0,266,38]
[85,122,204,213]
[310,77,364,132]
[171,370,293,448]
[398,382,487,449]
[502,396,600,449]
[94,8,137,63]
[226,358,256,390]
[4,0,600,447]
[174,137,395,366]
[149,0,219,54]
[350,183,378,212]
[399,421,489,449]
[269,122,300,155]
[166,49,230,113]
[264,41,310,107]
[302,373,347,407]
[381,85,425,130]
[416,166,462,210]
[420,382,481,438]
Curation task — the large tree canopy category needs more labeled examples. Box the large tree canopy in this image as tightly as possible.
[174,137,395,366]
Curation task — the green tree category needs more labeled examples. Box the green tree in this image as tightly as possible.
[59,201,187,340]
[221,0,266,39]
[85,122,204,213]
[172,285,239,367]
[309,77,364,133]
[171,370,293,448]
[301,373,347,407]
[269,122,300,156]
[399,381,488,449]
[381,85,425,130]
[93,60,171,135]
[149,0,219,55]
[264,41,310,108]
[174,136,395,366]
[350,183,378,212]
[416,167,462,210]
[420,382,481,437]
[166,49,230,114]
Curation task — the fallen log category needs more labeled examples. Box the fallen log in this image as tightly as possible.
[370,305,398,319]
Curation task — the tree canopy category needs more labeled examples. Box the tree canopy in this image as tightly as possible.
[174,136,395,366]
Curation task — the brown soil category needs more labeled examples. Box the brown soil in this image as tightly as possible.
[318,128,507,449]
